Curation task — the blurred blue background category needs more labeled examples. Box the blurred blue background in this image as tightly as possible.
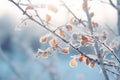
[0,14,116,80]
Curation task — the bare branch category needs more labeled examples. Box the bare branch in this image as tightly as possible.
[83,0,110,80]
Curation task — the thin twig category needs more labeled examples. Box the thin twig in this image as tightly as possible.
[60,0,86,27]
[109,0,118,10]
[105,68,120,76]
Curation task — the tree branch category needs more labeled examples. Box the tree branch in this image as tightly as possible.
[83,0,109,80]
[8,0,120,70]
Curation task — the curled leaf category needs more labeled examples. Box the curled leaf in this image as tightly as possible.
[61,47,69,54]
[49,39,56,47]
[69,59,77,68]
[40,36,47,43]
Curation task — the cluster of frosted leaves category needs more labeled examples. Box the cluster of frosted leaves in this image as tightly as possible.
[36,33,70,59]
[16,0,117,68]
[69,55,96,68]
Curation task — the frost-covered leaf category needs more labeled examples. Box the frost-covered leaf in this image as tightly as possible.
[66,25,72,31]
[58,29,65,37]
[79,55,84,62]
[47,4,58,13]
[81,35,88,45]
[69,59,77,68]
[92,22,98,28]
[84,57,89,65]
[42,52,49,59]
[40,36,47,43]
[82,1,87,9]
[61,47,69,54]
[49,39,57,47]
[52,44,59,50]
[69,17,75,24]
[89,62,95,68]
[46,14,51,23]
[39,3,46,8]
[25,6,34,11]
[36,49,45,58]
[90,12,94,17]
